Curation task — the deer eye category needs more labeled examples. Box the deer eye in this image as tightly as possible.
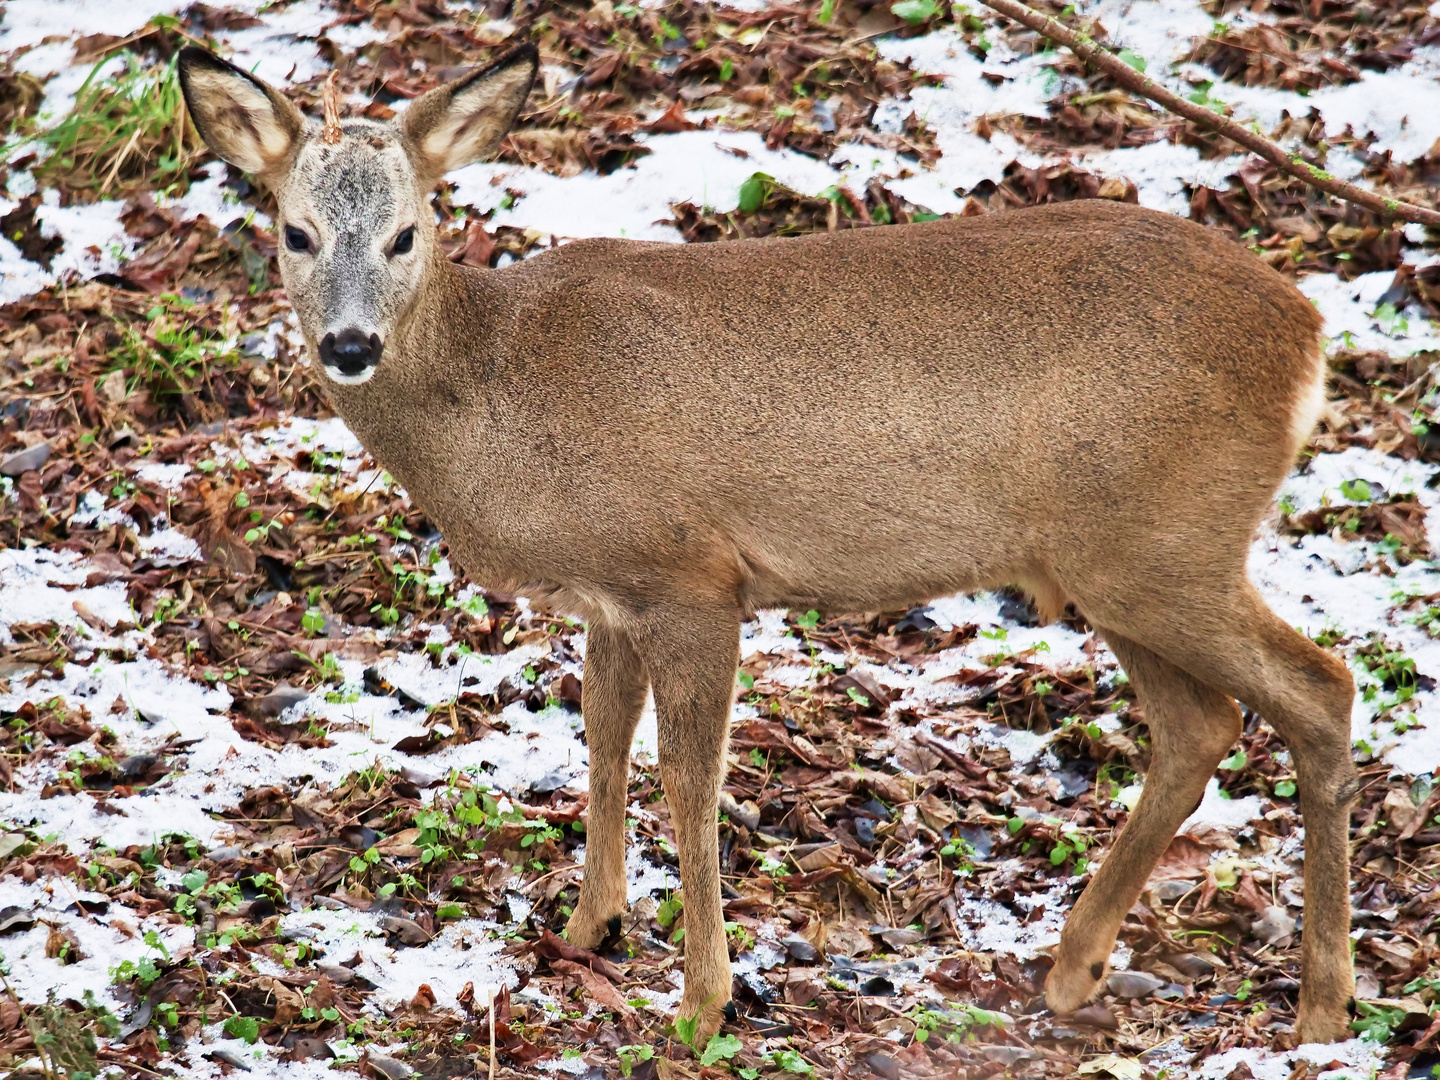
[391,226,415,256]
[284,226,311,253]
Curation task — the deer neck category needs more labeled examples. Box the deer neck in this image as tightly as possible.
[322,254,502,517]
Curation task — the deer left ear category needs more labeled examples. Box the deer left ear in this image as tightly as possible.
[179,47,305,181]
[400,44,538,187]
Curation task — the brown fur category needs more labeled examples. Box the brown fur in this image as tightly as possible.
[180,45,1357,1045]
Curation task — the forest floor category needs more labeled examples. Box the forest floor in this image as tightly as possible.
[1,0,1440,1077]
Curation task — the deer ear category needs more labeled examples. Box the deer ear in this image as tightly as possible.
[178,47,305,180]
[400,44,538,186]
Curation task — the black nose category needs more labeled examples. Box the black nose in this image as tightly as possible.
[319,329,382,375]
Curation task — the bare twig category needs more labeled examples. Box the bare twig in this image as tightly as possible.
[978,0,1440,226]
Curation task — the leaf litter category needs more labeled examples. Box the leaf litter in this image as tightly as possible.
[0,0,1438,1077]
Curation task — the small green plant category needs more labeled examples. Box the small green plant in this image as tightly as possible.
[724,920,755,951]
[16,42,199,196]
[909,1002,1008,1043]
[1187,80,1221,108]
[1338,478,1373,503]
[349,845,381,876]
[1352,999,1407,1043]
[701,1033,743,1066]
[1373,302,1409,338]
[938,834,974,873]
[106,295,240,399]
[656,894,684,928]
[738,172,775,214]
[1116,48,1147,71]
[224,1014,260,1044]
[24,992,100,1080]
[110,931,170,988]
[617,1045,655,1076]
[769,1048,815,1074]
[674,1010,702,1050]
[1355,637,1418,724]
[892,0,939,23]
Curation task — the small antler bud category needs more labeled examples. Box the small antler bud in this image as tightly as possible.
[321,71,343,145]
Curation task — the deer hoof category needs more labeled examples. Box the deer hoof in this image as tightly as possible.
[564,903,625,950]
[675,992,730,1051]
[1295,1003,1351,1045]
[1044,956,1106,1014]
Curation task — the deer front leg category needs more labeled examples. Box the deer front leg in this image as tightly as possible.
[565,618,648,949]
[634,604,740,1048]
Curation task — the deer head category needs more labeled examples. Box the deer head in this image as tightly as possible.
[178,45,537,385]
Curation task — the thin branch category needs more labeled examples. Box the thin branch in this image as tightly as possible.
[977,0,1440,226]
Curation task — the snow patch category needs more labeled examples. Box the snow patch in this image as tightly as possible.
[1182,778,1266,831]
[1299,272,1440,356]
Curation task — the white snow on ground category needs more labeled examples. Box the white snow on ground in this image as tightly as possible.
[1082,0,1440,162]
[0,548,136,640]
[0,876,196,1008]
[1182,779,1266,832]
[0,193,137,304]
[0,0,194,54]
[216,0,359,87]
[1191,1039,1387,1080]
[955,873,1068,959]
[167,160,270,230]
[276,907,515,1014]
[870,30,1058,201]
[448,128,848,243]
[1301,272,1440,356]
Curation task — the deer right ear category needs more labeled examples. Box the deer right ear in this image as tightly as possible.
[400,44,539,187]
[178,47,305,180]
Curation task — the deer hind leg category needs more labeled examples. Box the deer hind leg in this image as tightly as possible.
[565,617,648,949]
[1045,631,1242,1014]
[1084,581,1358,1043]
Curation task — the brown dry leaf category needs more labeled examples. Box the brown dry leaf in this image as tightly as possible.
[44,923,81,963]
[551,958,636,1018]
[0,994,20,1032]
[645,99,697,134]
[1149,834,1211,882]
[918,792,958,831]
[1384,787,1422,835]
[260,977,305,1025]
[794,843,842,872]
[824,918,873,958]
[196,480,257,577]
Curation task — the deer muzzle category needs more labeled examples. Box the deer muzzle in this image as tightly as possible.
[319,329,383,381]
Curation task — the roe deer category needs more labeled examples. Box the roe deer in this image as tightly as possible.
[179,43,1358,1046]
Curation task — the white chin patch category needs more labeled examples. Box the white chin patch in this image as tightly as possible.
[325,365,376,386]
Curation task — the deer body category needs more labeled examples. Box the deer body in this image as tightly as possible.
[181,44,1359,1049]
[334,209,1316,619]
